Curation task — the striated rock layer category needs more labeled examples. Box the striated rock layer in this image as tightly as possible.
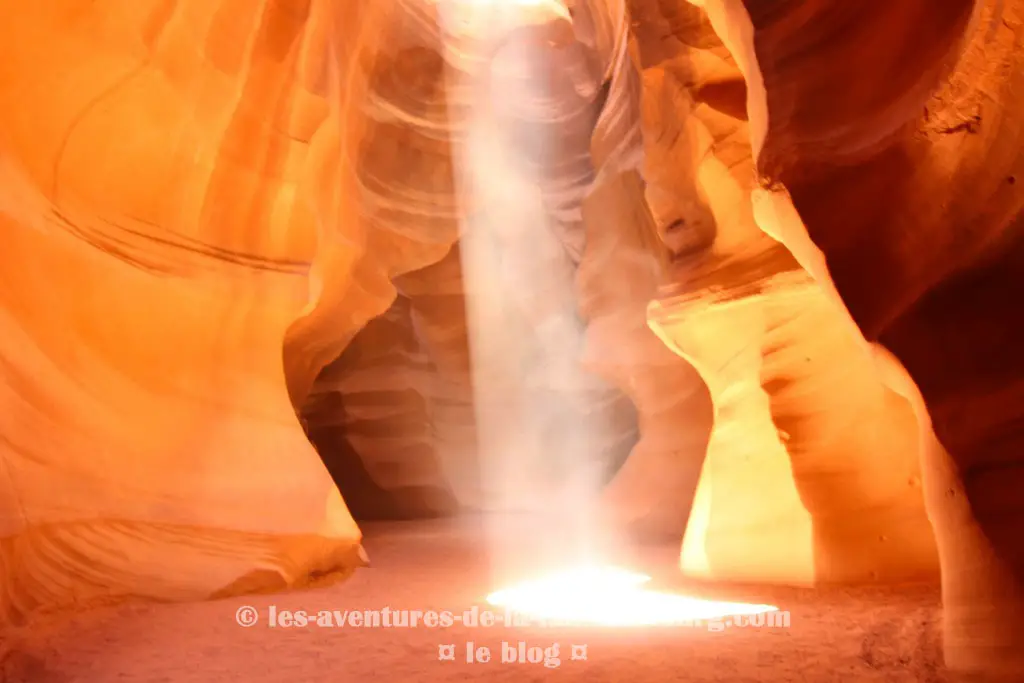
[601,0,940,584]
[675,0,1024,677]
[0,0,460,625]
[2,1,1022,678]
[303,247,471,520]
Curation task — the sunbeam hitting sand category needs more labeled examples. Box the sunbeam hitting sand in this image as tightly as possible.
[2,0,1024,681]
[486,565,779,626]
[440,0,620,580]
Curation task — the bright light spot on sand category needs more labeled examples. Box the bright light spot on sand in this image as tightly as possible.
[486,566,779,626]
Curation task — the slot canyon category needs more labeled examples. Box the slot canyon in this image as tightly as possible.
[1,0,1022,681]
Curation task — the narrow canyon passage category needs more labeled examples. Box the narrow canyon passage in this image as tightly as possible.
[1,0,1023,681]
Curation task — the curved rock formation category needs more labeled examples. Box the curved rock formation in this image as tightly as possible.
[668,0,1024,677]
[578,0,938,585]
[2,0,1022,678]
[575,0,715,542]
[0,0,459,623]
[303,247,470,520]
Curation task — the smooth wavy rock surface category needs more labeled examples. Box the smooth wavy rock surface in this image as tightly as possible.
[3,2,1023,678]
[0,0,457,625]
[681,0,1024,676]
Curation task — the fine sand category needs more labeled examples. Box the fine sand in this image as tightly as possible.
[2,518,950,682]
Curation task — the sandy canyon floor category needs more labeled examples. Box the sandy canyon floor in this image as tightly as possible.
[3,518,952,682]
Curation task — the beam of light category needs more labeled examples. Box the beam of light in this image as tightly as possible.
[486,565,779,626]
[436,1,780,627]
[437,0,606,569]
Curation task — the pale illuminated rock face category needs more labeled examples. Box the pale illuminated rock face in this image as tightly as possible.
[2,0,1023,678]
[672,0,1024,678]
[627,0,939,585]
